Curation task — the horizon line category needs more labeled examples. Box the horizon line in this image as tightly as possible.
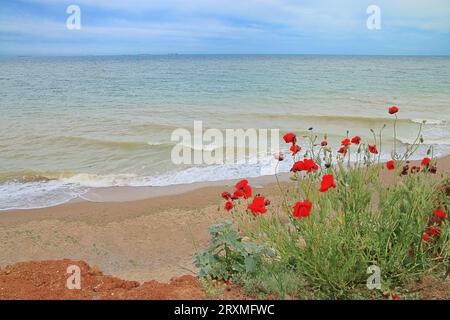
[1,53,450,59]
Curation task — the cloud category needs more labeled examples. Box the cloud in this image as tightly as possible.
[1,0,450,55]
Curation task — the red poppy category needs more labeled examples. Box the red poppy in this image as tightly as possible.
[275,153,284,161]
[221,191,232,200]
[386,160,395,170]
[264,199,271,206]
[401,165,409,175]
[225,201,233,211]
[304,159,318,172]
[435,208,446,219]
[233,189,244,199]
[293,200,312,219]
[410,165,420,174]
[291,158,319,173]
[337,147,347,155]
[290,144,301,155]
[391,294,400,300]
[341,138,351,147]
[422,233,430,242]
[421,157,431,166]
[389,106,399,114]
[247,196,268,215]
[283,132,297,144]
[321,141,328,147]
[429,165,437,174]
[429,227,440,236]
[351,136,361,145]
[243,185,252,199]
[368,145,378,154]
[235,179,252,199]
[319,174,336,192]
[235,179,248,190]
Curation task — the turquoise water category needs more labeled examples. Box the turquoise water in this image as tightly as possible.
[1,55,449,209]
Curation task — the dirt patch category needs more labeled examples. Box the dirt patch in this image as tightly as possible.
[0,260,208,300]
[407,276,450,300]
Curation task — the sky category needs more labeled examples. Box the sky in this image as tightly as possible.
[1,0,450,56]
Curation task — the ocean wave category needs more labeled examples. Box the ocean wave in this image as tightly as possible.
[241,113,400,123]
[411,119,447,125]
[48,136,158,150]
[0,170,75,184]
[0,180,87,211]
[241,113,448,127]
[1,140,450,210]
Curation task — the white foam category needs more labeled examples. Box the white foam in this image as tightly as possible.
[0,180,87,211]
[1,141,449,211]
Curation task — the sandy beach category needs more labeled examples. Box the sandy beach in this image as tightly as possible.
[0,174,291,283]
[1,156,449,286]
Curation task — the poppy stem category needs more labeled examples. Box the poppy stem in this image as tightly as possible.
[274,160,289,211]
[393,114,398,159]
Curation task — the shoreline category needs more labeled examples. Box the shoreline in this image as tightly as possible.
[1,171,295,213]
[0,156,449,283]
[4,153,450,213]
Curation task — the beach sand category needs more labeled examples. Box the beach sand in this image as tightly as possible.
[0,156,449,285]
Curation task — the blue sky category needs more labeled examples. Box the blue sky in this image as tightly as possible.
[1,0,450,56]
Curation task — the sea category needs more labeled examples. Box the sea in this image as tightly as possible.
[1,55,449,210]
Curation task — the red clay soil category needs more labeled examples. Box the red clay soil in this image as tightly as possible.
[0,260,213,300]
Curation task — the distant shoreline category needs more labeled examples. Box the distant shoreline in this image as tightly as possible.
[2,53,450,59]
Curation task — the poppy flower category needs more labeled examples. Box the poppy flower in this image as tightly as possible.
[290,144,301,155]
[321,141,328,147]
[422,233,430,242]
[235,179,248,190]
[319,174,336,193]
[233,189,244,199]
[275,153,284,161]
[429,227,440,236]
[293,200,312,219]
[421,157,431,166]
[368,145,378,154]
[235,179,252,199]
[341,138,351,147]
[291,159,319,173]
[410,165,420,174]
[391,294,400,300]
[242,185,252,198]
[386,160,395,170]
[337,147,347,155]
[221,191,232,200]
[429,165,437,174]
[225,201,233,211]
[389,106,399,114]
[435,208,446,219]
[401,165,409,175]
[264,199,271,206]
[247,196,268,215]
[283,132,297,144]
[351,136,361,145]
[303,159,318,172]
